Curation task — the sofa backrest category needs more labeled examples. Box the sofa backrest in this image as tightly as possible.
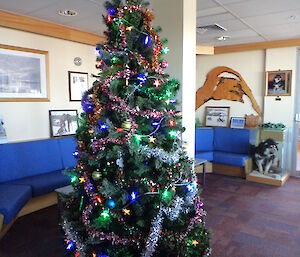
[195,128,214,152]
[213,128,250,154]
[58,136,77,169]
[0,138,63,183]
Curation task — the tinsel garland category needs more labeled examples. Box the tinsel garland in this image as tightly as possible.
[163,196,184,221]
[138,145,182,165]
[62,219,86,257]
[142,208,164,257]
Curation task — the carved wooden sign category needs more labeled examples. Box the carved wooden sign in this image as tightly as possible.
[196,66,261,116]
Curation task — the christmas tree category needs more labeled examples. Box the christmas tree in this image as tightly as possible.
[62,0,210,256]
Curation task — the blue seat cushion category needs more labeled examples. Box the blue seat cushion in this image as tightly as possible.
[57,136,77,169]
[0,184,32,224]
[213,151,249,167]
[195,151,213,162]
[214,128,250,154]
[195,128,214,152]
[10,171,70,197]
[0,139,63,183]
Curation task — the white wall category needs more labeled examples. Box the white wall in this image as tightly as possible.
[0,27,97,142]
[196,50,265,125]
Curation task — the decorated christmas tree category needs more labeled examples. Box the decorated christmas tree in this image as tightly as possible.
[62,0,210,256]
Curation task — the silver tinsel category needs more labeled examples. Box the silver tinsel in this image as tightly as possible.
[163,196,184,221]
[141,208,164,257]
[62,219,86,257]
[139,146,181,165]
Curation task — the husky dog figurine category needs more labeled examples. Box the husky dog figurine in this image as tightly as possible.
[251,138,279,175]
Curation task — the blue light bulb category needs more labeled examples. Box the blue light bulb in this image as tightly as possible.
[130,192,137,201]
[187,184,194,192]
[144,35,150,45]
[73,151,79,158]
[100,123,108,131]
[137,74,147,83]
[152,121,160,126]
[108,8,116,15]
[66,241,75,250]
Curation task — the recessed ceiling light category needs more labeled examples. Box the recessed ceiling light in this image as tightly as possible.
[217,36,230,41]
[58,10,78,17]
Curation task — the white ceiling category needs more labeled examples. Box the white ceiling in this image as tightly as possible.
[0,0,300,46]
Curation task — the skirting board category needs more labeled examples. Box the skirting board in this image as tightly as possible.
[213,163,246,178]
[246,173,290,186]
[195,162,212,173]
[18,192,57,217]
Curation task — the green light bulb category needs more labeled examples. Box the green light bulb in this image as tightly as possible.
[162,47,170,54]
[135,134,142,142]
[169,130,177,138]
[101,210,110,220]
[71,176,77,183]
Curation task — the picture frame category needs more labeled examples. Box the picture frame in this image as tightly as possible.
[0,44,49,102]
[49,110,78,137]
[230,117,245,129]
[68,71,89,101]
[205,106,230,127]
[266,70,292,96]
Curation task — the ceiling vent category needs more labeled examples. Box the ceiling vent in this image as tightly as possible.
[196,23,227,34]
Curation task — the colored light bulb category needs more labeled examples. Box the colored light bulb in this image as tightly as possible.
[107,14,112,23]
[144,35,150,45]
[100,123,108,130]
[107,199,116,209]
[169,130,177,138]
[130,192,137,201]
[73,151,79,157]
[135,134,142,142]
[162,47,170,54]
[137,74,147,83]
[71,176,77,183]
[101,210,110,219]
[66,241,75,250]
[162,60,168,68]
[187,184,194,192]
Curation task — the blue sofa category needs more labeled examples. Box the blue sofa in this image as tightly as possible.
[0,137,76,231]
[195,127,255,177]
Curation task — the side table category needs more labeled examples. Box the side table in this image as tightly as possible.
[194,158,207,187]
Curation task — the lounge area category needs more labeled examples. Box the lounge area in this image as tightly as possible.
[1,0,300,257]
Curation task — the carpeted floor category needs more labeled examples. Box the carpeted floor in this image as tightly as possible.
[1,173,300,257]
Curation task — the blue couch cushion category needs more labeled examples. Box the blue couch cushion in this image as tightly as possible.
[0,184,32,224]
[195,128,214,152]
[58,136,77,169]
[195,151,213,162]
[10,171,70,197]
[0,139,63,183]
[213,128,250,154]
[213,151,249,167]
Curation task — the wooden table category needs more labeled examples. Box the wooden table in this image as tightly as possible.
[195,158,207,187]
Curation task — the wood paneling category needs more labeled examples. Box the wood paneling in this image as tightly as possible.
[0,9,105,46]
[18,192,57,217]
[196,45,214,55]
[212,163,246,178]
[215,38,300,54]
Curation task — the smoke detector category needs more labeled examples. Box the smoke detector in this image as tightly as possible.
[217,36,231,41]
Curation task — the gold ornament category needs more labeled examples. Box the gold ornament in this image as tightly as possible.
[92,171,101,180]
[122,120,132,131]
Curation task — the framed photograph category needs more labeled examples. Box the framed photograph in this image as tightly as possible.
[0,44,49,102]
[49,110,78,137]
[266,70,292,96]
[230,117,245,129]
[68,71,88,101]
[205,106,230,127]
[0,115,7,144]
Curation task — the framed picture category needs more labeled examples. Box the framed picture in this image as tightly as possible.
[230,117,245,129]
[205,106,230,127]
[0,44,49,102]
[0,115,7,144]
[266,70,292,96]
[68,71,88,101]
[49,110,78,137]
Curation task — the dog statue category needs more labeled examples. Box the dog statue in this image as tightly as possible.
[251,138,279,175]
